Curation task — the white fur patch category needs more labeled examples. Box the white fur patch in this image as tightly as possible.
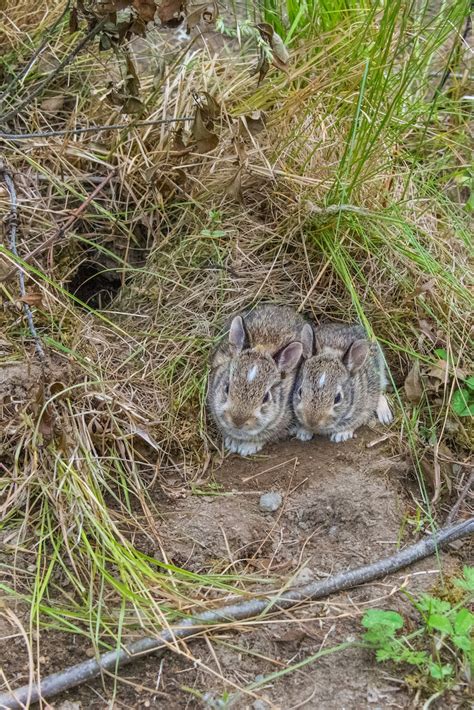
[318,372,326,388]
[247,364,258,383]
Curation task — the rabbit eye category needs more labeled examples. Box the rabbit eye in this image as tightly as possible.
[334,392,342,404]
[262,391,271,404]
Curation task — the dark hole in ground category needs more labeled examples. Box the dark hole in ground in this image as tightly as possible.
[67,260,123,309]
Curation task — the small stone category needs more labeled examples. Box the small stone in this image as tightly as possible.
[328,525,338,539]
[259,492,282,513]
[252,701,269,710]
[292,566,314,586]
[254,674,265,684]
[55,702,82,710]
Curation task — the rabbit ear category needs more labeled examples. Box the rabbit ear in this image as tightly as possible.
[229,316,246,354]
[343,339,370,373]
[301,323,314,358]
[276,342,303,373]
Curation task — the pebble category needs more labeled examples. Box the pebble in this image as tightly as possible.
[292,566,314,586]
[259,492,282,513]
[252,701,269,710]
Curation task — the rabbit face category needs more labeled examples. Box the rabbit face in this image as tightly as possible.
[214,352,284,438]
[293,358,350,433]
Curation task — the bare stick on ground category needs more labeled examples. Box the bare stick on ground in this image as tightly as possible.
[1,164,45,360]
[0,517,472,709]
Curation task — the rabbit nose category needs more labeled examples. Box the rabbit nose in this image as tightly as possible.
[229,413,249,429]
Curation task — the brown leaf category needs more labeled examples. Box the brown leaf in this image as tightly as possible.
[125,54,140,96]
[40,95,65,113]
[133,0,157,22]
[428,358,466,383]
[130,18,147,36]
[158,0,184,25]
[414,278,436,298]
[256,22,289,72]
[69,7,79,33]
[225,168,243,203]
[20,290,43,308]
[239,111,266,138]
[186,2,217,32]
[404,362,423,403]
[191,105,218,153]
[122,96,146,114]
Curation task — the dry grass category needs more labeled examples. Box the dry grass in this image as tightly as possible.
[0,0,473,685]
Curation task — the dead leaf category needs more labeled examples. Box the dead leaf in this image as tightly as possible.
[186,2,217,32]
[158,0,184,25]
[99,33,113,51]
[404,362,423,403]
[256,22,290,72]
[133,0,156,22]
[428,359,467,384]
[239,111,265,138]
[274,628,307,644]
[414,278,436,298]
[225,168,243,203]
[20,290,43,308]
[40,95,65,113]
[122,96,146,114]
[69,7,79,33]
[192,105,218,153]
[125,54,140,96]
[418,319,440,344]
[233,136,247,165]
[130,18,146,36]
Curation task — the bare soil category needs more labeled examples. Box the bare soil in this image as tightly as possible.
[1,432,470,709]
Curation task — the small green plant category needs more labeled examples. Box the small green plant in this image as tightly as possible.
[361,567,474,694]
[451,376,474,418]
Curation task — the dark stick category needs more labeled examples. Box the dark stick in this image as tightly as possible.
[0,18,106,124]
[0,116,194,141]
[0,517,472,709]
[1,165,45,360]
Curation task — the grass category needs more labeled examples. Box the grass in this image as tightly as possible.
[0,0,473,702]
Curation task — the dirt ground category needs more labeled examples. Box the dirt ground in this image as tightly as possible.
[1,432,470,709]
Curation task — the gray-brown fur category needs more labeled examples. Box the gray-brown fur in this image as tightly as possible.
[293,322,392,443]
[208,304,308,455]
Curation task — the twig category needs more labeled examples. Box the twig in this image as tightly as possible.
[1,165,45,360]
[0,116,194,141]
[0,517,472,709]
[0,1,71,105]
[446,471,474,526]
[1,171,115,284]
[0,18,107,124]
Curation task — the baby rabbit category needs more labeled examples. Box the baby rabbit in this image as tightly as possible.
[292,322,393,443]
[208,304,307,456]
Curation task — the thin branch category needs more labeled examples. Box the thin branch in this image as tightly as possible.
[446,471,474,526]
[0,18,107,124]
[0,116,194,141]
[0,1,71,105]
[1,165,45,360]
[0,517,472,709]
[0,171,116,284]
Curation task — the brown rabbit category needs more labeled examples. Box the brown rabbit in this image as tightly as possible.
[292,322,392,442]
[208,304,309,456]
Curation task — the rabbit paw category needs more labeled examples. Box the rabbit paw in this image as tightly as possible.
[295,426,314,442]
[225,437,261,456]
[330,430,354,443]
[376,395,393,425]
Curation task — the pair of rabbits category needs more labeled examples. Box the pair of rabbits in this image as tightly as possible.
[207,304,393,456]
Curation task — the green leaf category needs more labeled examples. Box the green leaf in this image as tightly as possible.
[454,608,474,635]
[434,348,448,361]
[451,389,473,417]
[416,594,451,615]
[429,662,453,679]
[427,613,453,635]
[362,609,404,632]
[465,376,474,391]
[454,566,474,592]
[452,635,472,652]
